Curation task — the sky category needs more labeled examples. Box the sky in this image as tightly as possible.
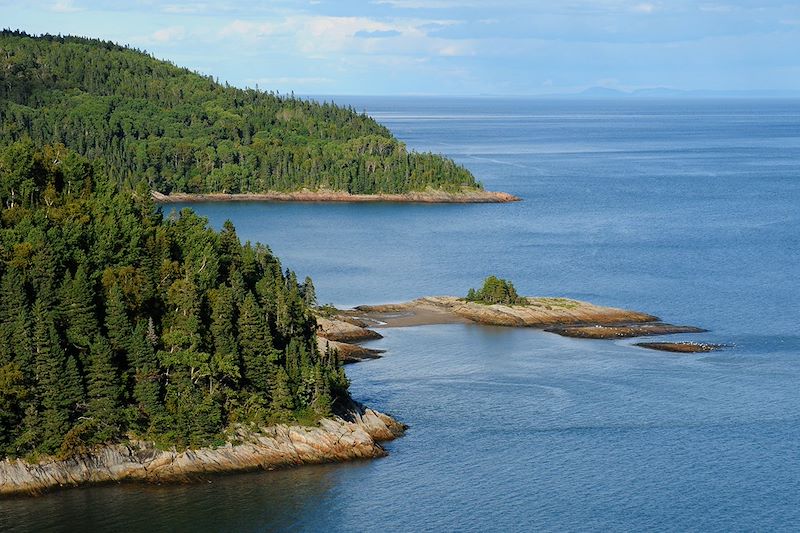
[3,0,800,96]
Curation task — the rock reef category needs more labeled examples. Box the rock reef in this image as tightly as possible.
[546,323,706,339]
[635,342,724,353]
[0,405,404,497]
[318,296,722,359]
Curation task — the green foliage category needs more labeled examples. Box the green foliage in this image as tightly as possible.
[465,276,529,306]
[0,141,349,458]
[0,30,480,197]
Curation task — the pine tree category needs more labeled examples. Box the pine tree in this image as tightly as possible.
[270,367,295,420]
[33,300,70,454]
[302,276,317,308]
[86,335,121,442]
[105,283,132,355]
[237,293,275,394]
[61,263,99,357]
[129,323,163,430]
[209,285,240,392]
[0,268,26,365]
[62,355,85,420]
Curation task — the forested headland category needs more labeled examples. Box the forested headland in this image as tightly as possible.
[0,30,482,197]
[0,140,349,461]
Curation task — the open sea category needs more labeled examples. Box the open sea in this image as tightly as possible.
[3,97,799,532]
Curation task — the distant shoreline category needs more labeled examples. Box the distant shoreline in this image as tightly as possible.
[151,189,521,204]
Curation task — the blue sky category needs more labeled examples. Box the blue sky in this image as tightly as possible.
[3,0,800,95]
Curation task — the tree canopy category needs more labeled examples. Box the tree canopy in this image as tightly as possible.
[465,276,528,306]
[0,30,481,196]
[0,140,348,459]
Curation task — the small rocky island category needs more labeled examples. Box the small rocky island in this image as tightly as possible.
[316,277,725,362]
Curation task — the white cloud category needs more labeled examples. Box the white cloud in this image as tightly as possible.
[698,4,732,13]
[162,3,208,14]
[151,26,187,43]
[51,0,82,13]
[217,14,471,58]
[373,0,484,7]
[631,3,656,14]
[218,20,279,40]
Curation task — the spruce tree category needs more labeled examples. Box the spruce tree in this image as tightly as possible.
[302,276,317,308]
[105,284,132,355]
[237,293,275,394]
[128,323,163,431]
[209,285,240,391]
[33,300,70,454]
[270,367,295,420]
[61,263,99,357]
[86,335,121,442]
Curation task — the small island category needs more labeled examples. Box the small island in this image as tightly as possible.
[315,277,726,362]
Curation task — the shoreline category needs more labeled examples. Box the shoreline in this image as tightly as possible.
[317,296,722,360]
[151,189,521,204]
[0,405,404,497]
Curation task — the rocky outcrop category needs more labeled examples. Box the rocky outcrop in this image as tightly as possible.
[546,323,706,339]
[316,336,384,364]
[635,341,723,353]
[316,316,382,343]
[357,296,658,328]
[315,316,384,363]
[151,189,520,204]
[0,406,404,497]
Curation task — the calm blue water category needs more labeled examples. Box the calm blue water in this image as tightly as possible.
[3,98,800,532]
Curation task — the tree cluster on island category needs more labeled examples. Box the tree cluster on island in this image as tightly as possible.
[0,30,481,196]
[0,140,348,461]
[465,276,529,306]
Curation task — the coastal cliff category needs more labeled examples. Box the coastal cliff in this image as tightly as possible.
[0,406,404,497]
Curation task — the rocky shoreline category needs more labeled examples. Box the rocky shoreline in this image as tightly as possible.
[317,296,725,359]
[0,405,404,497]
[151,189,520,204]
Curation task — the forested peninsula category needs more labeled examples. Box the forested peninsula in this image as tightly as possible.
[0,30,513,201]
[0,140,403,495]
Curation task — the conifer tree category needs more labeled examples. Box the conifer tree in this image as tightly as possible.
[33,300,70,453]
[237,293,275,394]
[209,285,240,391]
[62,355,85,419]
[105,284,132,355]
[86,335,121,442]
[270,367,295,419]
[128,323,163,430]
[302,276,317,308]
[61,263,99,356]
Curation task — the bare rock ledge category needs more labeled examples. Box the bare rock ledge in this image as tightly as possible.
[0,406,404,497]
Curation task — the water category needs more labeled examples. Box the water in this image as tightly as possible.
[3,98,799,531]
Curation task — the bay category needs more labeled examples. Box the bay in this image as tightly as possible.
[4,97,799,532]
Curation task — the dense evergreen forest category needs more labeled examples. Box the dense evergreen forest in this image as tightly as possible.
[0,30,480,195]
[0,140,348,460]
